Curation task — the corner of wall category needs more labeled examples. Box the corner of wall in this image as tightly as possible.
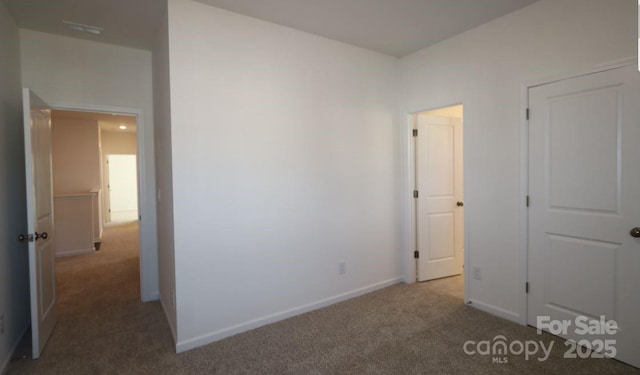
[151,0,177,344]
[0,2,30,373]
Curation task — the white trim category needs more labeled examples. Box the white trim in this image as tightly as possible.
[148,292,160,300]
[523,57,638,89]
[518,57,637,326]
[460,105,471,305]
[0,324,29,375]
[400,110,416,284]
[176,277,403,353]
[48,101,157,302]
[160,298,177,345]
[517,83,529,325]
[591,57,637,71]
[467,299,521,323]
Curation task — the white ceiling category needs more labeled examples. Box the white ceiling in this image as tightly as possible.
[4,0,538,56]
[195,0,539,57]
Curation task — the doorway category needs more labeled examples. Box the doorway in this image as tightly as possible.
[20,90,151,357]
[48,103,156,303]
[49,108,141,276]
[411,104,464,282]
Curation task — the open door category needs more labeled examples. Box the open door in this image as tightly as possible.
[22,89,57,359]
[415,112,464,281]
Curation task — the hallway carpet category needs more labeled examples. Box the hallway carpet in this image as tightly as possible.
[7,223,638,374]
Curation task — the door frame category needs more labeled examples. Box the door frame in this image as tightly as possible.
[47,101,155,302]
[518,56,638,325]
[401,102,469,303]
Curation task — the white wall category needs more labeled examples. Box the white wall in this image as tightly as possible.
[101,128,138,223]
[19,30,159,301]
[101,129,137,155]
[51,116,103,254]
[51,116,101,194]
[400,0,637,321]
[168,0,401,350]
[107,154,138,215]
[423,105,463,118]
[152,0,177,340]
[0,3,29,372]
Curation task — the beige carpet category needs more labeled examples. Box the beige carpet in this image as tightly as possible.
[7,223,639,374]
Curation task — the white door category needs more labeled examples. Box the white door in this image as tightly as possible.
[416,114,464,281]
[22,89,57,359]
[528,65,640,367]
[107,154,138,222]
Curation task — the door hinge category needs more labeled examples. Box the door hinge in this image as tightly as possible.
[526,195,530,207]
[412,129,418,137]
[414,250,420,259]
[413,190,419,198]
[526,108,530,120]
[526,282,529,293]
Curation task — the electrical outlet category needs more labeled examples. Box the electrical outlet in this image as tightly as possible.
[0,314,4,335]
[338,261,346,275]
[472,267,482,280]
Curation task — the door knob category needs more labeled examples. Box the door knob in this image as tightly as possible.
[631,227,640,238]
[456,201,464,207]
[35,232,48,240]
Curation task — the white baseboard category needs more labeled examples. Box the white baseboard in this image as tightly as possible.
[160,298,177,345]
[109,210,139,222]
[176,277,403,353]
[55,247,95,258]
[0,324,28,375]
[467,299,521,324]
[142,291,160,303]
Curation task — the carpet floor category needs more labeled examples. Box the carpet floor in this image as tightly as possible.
[6,222,639,374]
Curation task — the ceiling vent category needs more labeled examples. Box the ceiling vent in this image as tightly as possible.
[63,21,103,35]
